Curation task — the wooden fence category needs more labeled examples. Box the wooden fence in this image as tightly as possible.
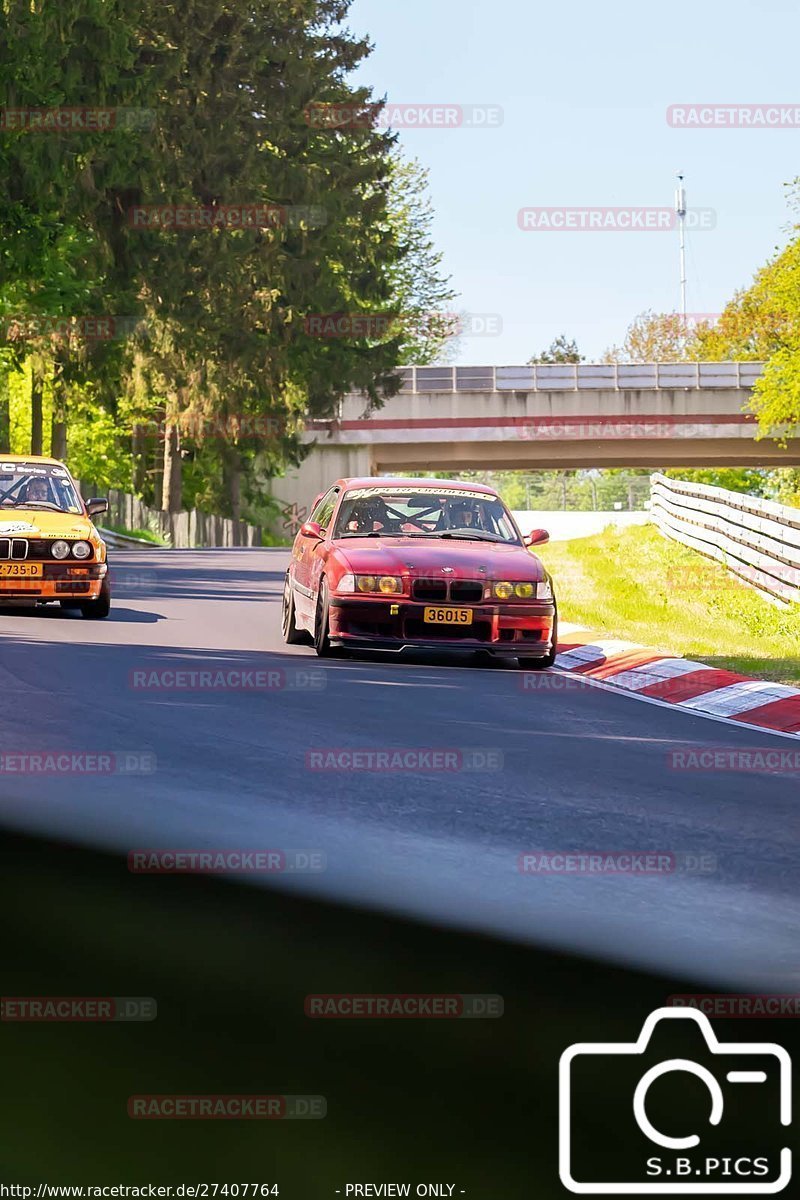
[76,481,262,549]
[650,472,800,606]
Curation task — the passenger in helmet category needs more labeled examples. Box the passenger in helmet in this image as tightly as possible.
[447,498,483,530]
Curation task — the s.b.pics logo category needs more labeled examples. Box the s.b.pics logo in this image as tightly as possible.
[559,1007,791,1193]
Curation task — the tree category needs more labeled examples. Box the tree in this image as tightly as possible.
[602,311,705,363]
[381,155,457,365]
[528,335,583,365]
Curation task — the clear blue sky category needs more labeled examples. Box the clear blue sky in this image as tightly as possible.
[348,0,799,364]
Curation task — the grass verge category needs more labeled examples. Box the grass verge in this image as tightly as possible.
[538,523,800,686]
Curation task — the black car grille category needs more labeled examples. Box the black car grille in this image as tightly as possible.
[449,580,484,603]
[0,538,29,560]
[411,578,448,602]
[410,578,485,603]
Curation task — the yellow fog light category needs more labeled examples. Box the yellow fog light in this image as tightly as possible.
[494,581,514,600]
[515,582,535,599]
[378,576,400,594]
[357,575,377,593]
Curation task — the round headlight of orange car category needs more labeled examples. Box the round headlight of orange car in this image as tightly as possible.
[51,540,70,560]
[71,541,92,559]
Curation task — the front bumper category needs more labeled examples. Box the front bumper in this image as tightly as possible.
[0,562,107,602]
[328,595,555,656]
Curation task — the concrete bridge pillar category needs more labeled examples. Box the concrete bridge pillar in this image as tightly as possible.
[268,444,374,537]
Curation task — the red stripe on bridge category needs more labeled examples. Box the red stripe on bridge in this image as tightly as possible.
[306,413,755,432]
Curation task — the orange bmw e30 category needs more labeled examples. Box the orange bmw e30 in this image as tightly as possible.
[0,455,111,618]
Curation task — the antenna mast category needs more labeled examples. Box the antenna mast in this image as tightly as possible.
[675,173,687,320]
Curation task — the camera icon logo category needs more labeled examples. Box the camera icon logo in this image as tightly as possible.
[559,1006,791,1194]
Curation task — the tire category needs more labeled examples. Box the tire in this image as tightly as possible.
[313,577,339,658]
[80,577,111,620]
[516,607,558,670]
[281,573,308,645]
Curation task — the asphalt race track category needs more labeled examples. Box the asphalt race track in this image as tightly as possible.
[1,547,797,990]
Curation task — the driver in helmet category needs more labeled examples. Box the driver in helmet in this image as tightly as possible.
[21,477,51,505]
[346,497,387,533]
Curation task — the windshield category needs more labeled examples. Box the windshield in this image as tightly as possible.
[334,486,522,543]
[0,462,83,513]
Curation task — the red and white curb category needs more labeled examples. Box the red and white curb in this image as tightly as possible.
[554,624,800,736]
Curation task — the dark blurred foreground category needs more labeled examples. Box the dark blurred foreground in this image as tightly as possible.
[1,831,796,1196]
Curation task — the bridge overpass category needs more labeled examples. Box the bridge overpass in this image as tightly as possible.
[270,361,798,528]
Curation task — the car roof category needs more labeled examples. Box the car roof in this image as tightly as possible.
[338,477,498,495]
[0,454,63,466]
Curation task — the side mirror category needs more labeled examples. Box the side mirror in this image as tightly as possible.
[524,528,550,547]
[86,498,109,517]
[300,520,324,540]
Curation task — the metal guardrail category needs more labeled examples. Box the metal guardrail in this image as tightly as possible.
[392,362,765,394]
[650,473,800,607]
[98,527,157,548]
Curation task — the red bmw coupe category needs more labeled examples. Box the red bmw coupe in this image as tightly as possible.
[281,478,557,668]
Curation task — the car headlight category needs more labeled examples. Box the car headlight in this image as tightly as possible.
[51,540,70,560]
[493,579,553,600]
[355,574,403,594]
[71,541,92,559]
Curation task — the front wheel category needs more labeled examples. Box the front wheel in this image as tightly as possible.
[314,577,340,658]
[516,609,558,670]
[80,577,111,620]
[281,573,308,644]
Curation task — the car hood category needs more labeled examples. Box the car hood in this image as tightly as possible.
[0,509,94,538]
[334,536,547,581]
